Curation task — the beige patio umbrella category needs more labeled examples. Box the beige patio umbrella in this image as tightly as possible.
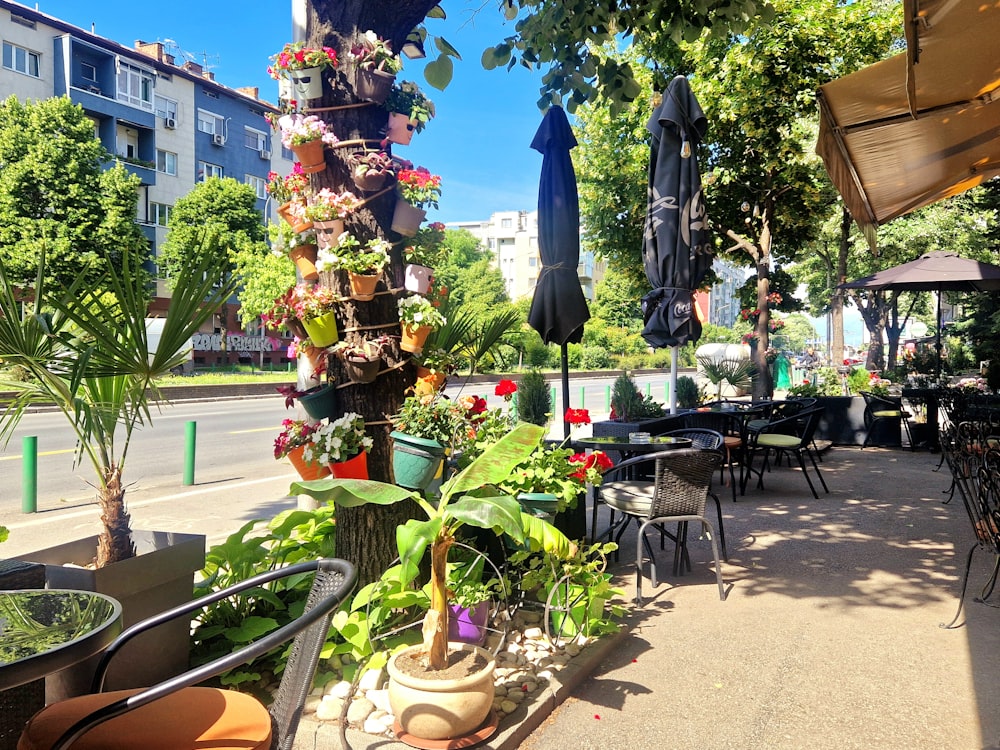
[816,0,1000,249]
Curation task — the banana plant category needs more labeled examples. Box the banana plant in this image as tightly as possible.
[291,421,575,671]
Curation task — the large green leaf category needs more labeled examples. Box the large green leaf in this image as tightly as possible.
[441,422,543,499]
[519,512,576,557]
[289,478,418,507]
[396,518,442,584]
[446,494,525,544]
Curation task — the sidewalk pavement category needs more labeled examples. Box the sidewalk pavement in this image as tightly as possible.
[294,446,1000,750]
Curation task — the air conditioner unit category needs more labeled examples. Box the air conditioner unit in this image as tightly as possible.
[164,116,176,129]
[212,133,225,146]
[259,148,271,160]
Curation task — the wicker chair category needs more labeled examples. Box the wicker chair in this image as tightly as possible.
[600,448,725,603]
[681,410,747,502]
[18,558,357,750]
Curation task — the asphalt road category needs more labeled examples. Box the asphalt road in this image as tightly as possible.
[0,372,679,557]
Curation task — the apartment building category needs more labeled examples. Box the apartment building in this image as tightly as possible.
[0,1,294,366]
[447,209,604,302]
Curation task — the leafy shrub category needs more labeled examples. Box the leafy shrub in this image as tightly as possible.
[846,366,872,395]
[611,372,664,419]
[517,369,552,425]
[523,336,553,368]
[676,375,700,408]
[581,346,613,369]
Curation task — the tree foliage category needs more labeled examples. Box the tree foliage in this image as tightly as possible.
[0,95,147,288]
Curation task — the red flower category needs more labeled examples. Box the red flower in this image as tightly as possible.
[565,407,591,425]
[495,379,517,397]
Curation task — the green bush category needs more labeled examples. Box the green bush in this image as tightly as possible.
[581,346,613,369]
[611,372,664,419]
[566,343,583,369]
[517,369,552,426]
[676,375,700,408]
[846,366,871,395]
[523,336,553,368]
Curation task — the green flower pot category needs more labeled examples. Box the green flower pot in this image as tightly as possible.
[390,431,445,490]
[298,384,337,420]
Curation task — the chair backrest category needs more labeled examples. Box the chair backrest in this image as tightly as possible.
[57,559,357,750]
[649,448,723,519]
[681,410,744,439]
[973,447,1000,553]
[661,427,724,451]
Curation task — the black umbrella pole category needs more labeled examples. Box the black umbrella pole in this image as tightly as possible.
[561,343,571,438]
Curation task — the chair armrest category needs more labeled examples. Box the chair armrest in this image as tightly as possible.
[598,450,682,482]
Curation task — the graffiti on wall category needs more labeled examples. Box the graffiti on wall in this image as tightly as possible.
[191,332,285,354]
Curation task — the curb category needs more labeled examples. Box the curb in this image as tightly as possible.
[296,624,631,750]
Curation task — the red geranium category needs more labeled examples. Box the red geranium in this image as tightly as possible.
[569,451,613,483]
[495,379,517,399]
[565,407,591,425]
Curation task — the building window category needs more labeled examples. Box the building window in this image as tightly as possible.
[198,161,223,181]
[117,61,154,109]
[156,149,177,176]
[150,202,172,227]
[245,174,267,200]
[529,257,537,267]
[244,127,267,151]
[2,42,40,77]
[197,109,225,135]
[81,61,97,82]
[501,218,512,229]
[281,145,294,161]
[116,126,138,159]
[154,95,177,120]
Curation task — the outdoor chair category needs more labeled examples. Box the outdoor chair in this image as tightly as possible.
[743,407,828,499]
[660,428,728,559]
[681,410,747,502]
[599,448,726,603]
[861,391,913,449]
[18,558,357,750]
[744,399,810,437]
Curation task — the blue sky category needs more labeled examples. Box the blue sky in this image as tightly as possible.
[33,0,547,224]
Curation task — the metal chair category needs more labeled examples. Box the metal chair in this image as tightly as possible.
[860,391,913,449]
[600,448,726,603]
[18,558,357,750]
[681,410,748,502]
[743,407,828,499]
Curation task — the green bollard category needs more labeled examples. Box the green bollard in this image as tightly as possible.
[183,421,196,486]
[605,385,611,411]
[551,386,557,409]
[22,435,37,513]
[580,386,586,408]
[645,382,651,397]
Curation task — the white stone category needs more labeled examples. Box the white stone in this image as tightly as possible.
[347,697,375,724]
[364,716,389,735]
[522,626,544,640]
[358,667,384,692]
[304,695,321,715]
[315,695,344,722]
[537,669,556,680]
[366,688,391,713]
[325,679,354,699]
[378,713,396,729]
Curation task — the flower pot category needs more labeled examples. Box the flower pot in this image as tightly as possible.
[312,219,344,251]
[447,602,490,646]
[290,139,326,174]
[301,311,338,347]
[344,357,380,384]
[415,365,447,392]
[348,271,380,302]
[399,324,432,355]
[391,201,426,237]
[288,244,319,281]
[390,431,446,490]
[517,492,560,522]
[387,642,496,742]
[353,169,388,192]
[386,112,417,145]
[288,65,324,100]
[330,450,369,480]
[298,383,337,420]
[286,444,332,481]
[355,67,395,104]
[404,263,433,294]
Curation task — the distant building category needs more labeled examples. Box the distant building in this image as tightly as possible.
[0,0,293,366]
[707,257,746,329]
[447,210,605,302]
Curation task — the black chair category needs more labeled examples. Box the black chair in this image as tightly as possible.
[861,391,913,449]
[743,407,829,499]
[599,448,726,602]
[660,428,728,559]
[18,558,357,750]
[681,410,748,502]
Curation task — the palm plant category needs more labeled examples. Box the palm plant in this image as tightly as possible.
[697,355,756,402]
[0,243,237,566]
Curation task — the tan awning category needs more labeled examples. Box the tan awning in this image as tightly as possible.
[816,0,1000,249]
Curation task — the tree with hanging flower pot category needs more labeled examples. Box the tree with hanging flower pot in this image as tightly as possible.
[337,235,391,301]
[349,150,395,192]
[304,188,363,251]
[302,412,374,479]
[266,166,311,231]
[268,41,339,101]
[268,220,319,281]
[397,294,446,354]
[274,418,329,481]
[348,31,403,104]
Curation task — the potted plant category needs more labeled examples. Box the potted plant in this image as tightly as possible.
[273,418,329,480]
[403,221,447,292]
[268,41,338,101]
[336,236,391,301]
[389,393,467,490]
[266,166,311,230]
[290,422,575,742]
[697,354,756,402]
[301,412,373,479]
[349,149,395,192]
[594,372,678,439]
[384,80,436,145]
[304,187,363,249]
[0,248,236,692]
[279,114,339,174]
[290,282,339,348]
[267,220,318,281]
[413,347,457,393]
[348,31,403,104]
[332,337,387,384]
[392,166,442,236]
[446,555,504,647]
[397,293,446,354]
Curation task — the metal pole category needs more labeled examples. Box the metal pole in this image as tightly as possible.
[561,343,570,438]
[183,421,197,486]
[22,436,37,513]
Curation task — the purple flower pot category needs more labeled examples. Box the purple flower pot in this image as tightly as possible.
[447,601,490,646]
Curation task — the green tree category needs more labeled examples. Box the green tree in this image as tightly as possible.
[0,95,148,288]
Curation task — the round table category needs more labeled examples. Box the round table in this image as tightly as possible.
[0,590,122,691]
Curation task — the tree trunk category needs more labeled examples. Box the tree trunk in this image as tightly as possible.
[96,466,135,567]
[830,206,851,366]
[305,1,439,585]
[751,207,774,400]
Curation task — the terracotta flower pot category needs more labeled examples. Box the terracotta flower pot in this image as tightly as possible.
[290,139,326,174]
[288,244,319,281]
[404,263,433,294]
[415,365,447,392]
[348,271,380,302]
[286,444,331,481]
[355,67,395,104]
[312,219,345,251]
[330,450,369,479]
[391,201,426,237]
[301,311,339,347]
[386,112,416,145]
[400,324,432,354]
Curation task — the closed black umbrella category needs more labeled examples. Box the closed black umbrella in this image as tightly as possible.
[529,105,590,436]
[643,76,714,410]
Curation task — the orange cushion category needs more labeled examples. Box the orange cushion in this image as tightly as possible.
[18,687,272,750]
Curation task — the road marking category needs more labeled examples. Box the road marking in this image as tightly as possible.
[230,426,281,434]
[0,448,75,461]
